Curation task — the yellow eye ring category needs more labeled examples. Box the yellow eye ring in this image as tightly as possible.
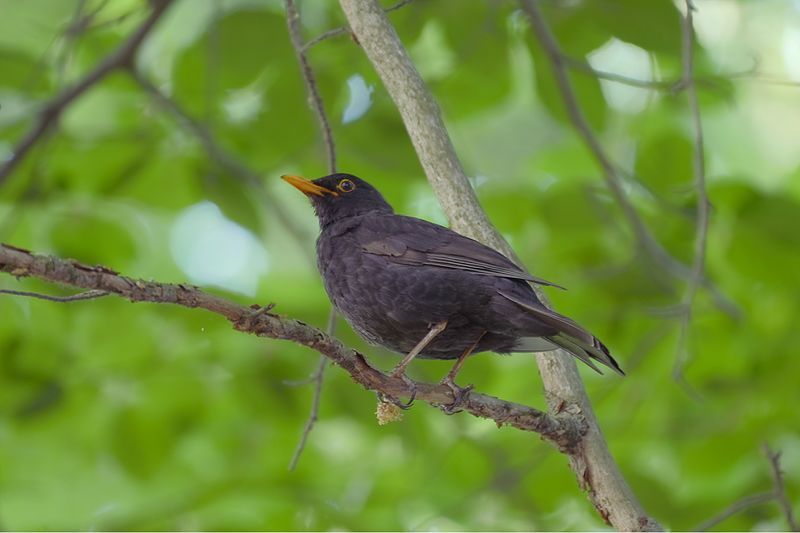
[337,179,356,193]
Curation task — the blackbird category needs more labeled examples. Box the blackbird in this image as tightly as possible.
[283,173,623,406]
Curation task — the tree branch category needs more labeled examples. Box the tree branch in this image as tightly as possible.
[288,334,329,471]
[693,491,776,531]
[0,243,583,451]
[693,444,798,531]
[764,444,800,532]
[302,0,416,52]
[519,0,735,322]
[0,0,174,185]
[285,0,337,173]
[337,0,661,529]
[673,0,711,391]
[284,0,344,468]
[0,288,108,302]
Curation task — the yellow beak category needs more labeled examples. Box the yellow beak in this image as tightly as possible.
[281,175,338,197]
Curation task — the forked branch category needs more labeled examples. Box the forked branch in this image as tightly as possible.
[337,0,661,529]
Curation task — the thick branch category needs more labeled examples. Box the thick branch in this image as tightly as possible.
[0,243,581,450]
[337,0,661,530]
[0,0,173,184]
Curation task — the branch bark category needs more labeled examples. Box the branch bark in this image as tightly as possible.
[337,0,661,530]
[0,243,582,451]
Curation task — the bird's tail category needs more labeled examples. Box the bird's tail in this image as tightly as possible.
[498,290,625,376]
[545,331,624,376]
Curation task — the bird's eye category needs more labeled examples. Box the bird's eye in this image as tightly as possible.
[337,179,355,193]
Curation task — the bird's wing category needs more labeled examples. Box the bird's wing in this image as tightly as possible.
[359,215,565,289]
[497,289,625,375]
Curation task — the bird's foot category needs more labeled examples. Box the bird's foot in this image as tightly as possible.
[440,377,473,415]
[378,371,417,410]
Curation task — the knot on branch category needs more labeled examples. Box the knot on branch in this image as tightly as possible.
[233,303,278,334]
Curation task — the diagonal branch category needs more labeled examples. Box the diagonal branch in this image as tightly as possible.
[0,243,582,451]
[694,444,798,531]
[0,0,174,185]
[337,0,661,529]
[519,0,735,321]
[693,491,776,531]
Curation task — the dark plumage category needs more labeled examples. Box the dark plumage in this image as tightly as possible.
[282,172,624,384]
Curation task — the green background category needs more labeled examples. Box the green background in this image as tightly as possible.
[1,0,798,530]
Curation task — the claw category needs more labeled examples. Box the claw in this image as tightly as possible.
[378,371,418,410]
[440,377,473,415]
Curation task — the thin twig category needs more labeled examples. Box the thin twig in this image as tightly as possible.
[287,308,336,471]
[0,288,108,302]
[519,0,734,323]
[564,56,744,95]
[693,491,776,531]
[302,0,416,52]
[764,444,800,531]
[302,26,349,52]
[0,243,583,450]
[673,0,711,390]
[521,0,653,247]
[563,57,674,90]
[0,0,173,184]
[285,0,337,172]
[288,354,327,470]
[284,0,342,468]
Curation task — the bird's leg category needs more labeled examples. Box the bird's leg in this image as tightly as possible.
[440,330,486,415]
[390,320,448,377]
[382,320,448,409]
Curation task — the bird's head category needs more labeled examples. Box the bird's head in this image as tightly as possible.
[282,173,394,228]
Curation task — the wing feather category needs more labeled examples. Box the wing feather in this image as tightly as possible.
[360,216,565,289]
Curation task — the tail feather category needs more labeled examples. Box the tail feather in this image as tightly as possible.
[497,289,625,376]
[546,334,605,374]
[547,333,625,376]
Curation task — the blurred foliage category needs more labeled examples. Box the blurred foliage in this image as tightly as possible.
[1,0,799,530]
